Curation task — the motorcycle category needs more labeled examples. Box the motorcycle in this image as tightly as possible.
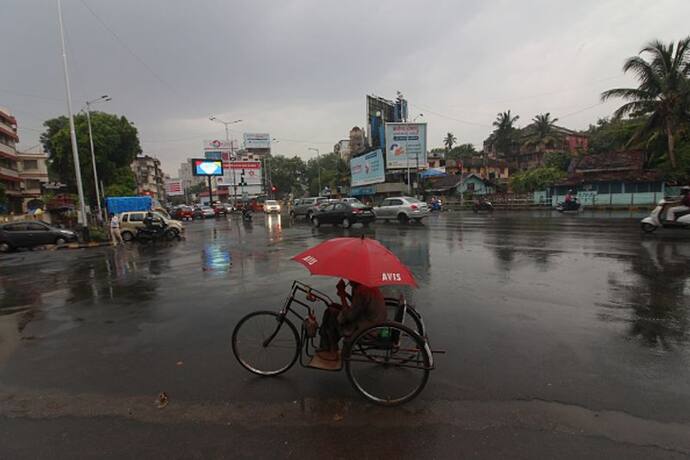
[429,200,443,212]
[472,200,494,213]
[641,199,690,233]
[556,199,582,213]
[241,208,253,222]
[136,224,177,242]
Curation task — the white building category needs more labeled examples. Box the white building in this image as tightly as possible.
[17,148,49,211]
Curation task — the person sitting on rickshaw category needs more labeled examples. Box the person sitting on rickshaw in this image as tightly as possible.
[314,279,386,366]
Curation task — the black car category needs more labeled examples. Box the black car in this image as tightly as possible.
[0,221,78,252]
[310,202,375,228]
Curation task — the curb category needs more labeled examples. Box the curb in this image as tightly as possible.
[53,241,113,250]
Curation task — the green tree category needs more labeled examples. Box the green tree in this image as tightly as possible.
[268,155,307,197]
[40,112,142,200]
[443,132,457,152]
[523,113,560,150]
[510,166,566,193]
[446,143,477,161]
[543,151,571,171]
[586,117,646,154]
[601,37,690,168]
[305,152,349,196]
[492,110,520,156]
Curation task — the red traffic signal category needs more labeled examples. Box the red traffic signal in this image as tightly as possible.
[271,185,277,192]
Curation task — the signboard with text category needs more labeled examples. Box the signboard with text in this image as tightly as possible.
[384,122,427,169]
[217,160,262,187]
[243,133,271,149]
[165,179,184,196]
[350,149,385,187]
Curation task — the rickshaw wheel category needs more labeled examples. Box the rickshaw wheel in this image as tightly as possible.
[345,322,430,406]
[232,311,300,376]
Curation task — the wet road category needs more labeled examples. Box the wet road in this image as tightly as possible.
[2,212,690,458]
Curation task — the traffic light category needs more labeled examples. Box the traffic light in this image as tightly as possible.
[271,185,277,193]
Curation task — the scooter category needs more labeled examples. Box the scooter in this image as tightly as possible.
[641,199,690,233]
[429,200,443,212]
[136,225,177,242]
[556,199,582,213]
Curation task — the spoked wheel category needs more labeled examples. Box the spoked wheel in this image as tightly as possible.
[232,311,300,376]
[345,321,431,406]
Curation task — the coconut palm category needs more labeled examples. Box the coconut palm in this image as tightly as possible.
[601,37,690,168]
[443,132,457,152]
[523,113,560,150]
[492,110,520,156]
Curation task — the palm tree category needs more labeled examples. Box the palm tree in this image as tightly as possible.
[443,132,457,152]
[523,113,560,150]
[492,110,520,156]
[601,37,690,168]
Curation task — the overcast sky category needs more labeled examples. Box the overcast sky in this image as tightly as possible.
[3,0,690,175]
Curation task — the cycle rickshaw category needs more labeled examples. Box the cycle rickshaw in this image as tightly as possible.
[231,237,441,406]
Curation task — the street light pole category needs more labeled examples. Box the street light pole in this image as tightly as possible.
[308,148,321,195]
[209,116,242,207]
[83,95,111,223]
[57,0,88,239]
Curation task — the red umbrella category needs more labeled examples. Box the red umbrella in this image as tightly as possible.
[291,237,418,288]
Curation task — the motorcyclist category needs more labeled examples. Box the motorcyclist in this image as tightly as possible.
[143,212,165,233]
[667,186,690,221]
[564,189,578,210]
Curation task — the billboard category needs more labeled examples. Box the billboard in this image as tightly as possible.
[217,160,262,187]
[384,123,427,169]
[204,139,232,151]
[243,133,271,149]
[165,179,184,196]
[350,149,385,187]
[192,159,224,176]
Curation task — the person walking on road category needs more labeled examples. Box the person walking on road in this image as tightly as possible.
[109,213,123,246]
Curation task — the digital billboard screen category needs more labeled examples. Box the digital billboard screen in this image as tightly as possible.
[192,159,224,176]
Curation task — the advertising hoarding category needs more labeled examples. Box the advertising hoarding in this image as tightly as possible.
[243,133,271,149]
[204,139,232,151]
[165,179,184,196]
[192,159,224,176]
[384,123,427,169]
[217,160,262,187]
[350,149,385,187]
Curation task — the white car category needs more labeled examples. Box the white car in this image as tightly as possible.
[373,196,431,223]
[264,200,281,213]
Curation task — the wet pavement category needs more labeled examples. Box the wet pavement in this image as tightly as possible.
[2,211,690,458]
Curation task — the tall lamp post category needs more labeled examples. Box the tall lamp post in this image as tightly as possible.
[308,148,321,196]
[83,95,111,223]
[57,0,88,239]
[209,116,242,206]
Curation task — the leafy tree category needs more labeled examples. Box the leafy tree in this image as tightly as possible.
[543,151,571,171]
[492,110,520,156]
[443,132,457,152]
[601,37,690,168]
[40,112,142,201]
[510,166,566,193]
[523,113,560,150]
[187,182,207,196]
[267,155,307,197]
[305,152,349,196]
[446,144,477,161]
[586,117,646,154]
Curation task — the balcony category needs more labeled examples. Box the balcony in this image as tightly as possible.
[0,166,20,181]
[0,141,17,159]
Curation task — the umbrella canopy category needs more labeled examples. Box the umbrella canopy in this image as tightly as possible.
[291,237,418,288]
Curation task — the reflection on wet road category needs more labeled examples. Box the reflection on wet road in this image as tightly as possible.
[1,212,690,429]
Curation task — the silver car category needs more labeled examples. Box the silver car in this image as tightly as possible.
[291,197,329,219]
[373,196,430,223]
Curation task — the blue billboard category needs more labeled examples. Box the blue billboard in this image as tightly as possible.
[350,149,385,187]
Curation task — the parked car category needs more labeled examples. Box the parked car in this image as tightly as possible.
[373,196,430,223]
[0,221,78,252]
[291,197,329,219]
[264,200,281,213]
[119,211,184,242]
[172,205,194,221]
[311,202,375,228]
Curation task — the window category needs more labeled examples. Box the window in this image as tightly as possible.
[651,182,662,193]
[23,159,38,170]
[610,182,622,194]
[122,215,129,222]
[388,199,403,206]
[597,183,610,194]
[636,182,650,193]
[26,223,48,231]
[335,203,346,210]
[3,223,26,231]
[24,179,41,190]
[129,213,145,222]
[467,183,475,191]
